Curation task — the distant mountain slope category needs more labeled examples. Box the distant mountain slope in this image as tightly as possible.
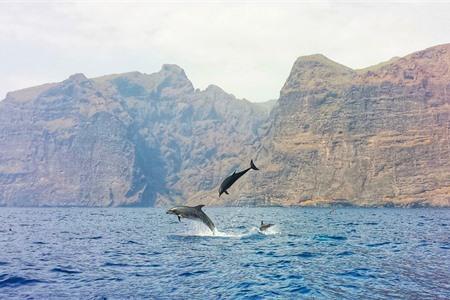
[1,44,449,207]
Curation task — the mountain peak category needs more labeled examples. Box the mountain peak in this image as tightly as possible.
[294,54,353,71]
[66,73,88,83]
[156,64,193,96]
[160,64,186,77]
[282,53,354,95]
[205,84,225,93]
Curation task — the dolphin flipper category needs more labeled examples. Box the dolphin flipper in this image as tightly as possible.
[177,215,181,222]
[224,190,229,195]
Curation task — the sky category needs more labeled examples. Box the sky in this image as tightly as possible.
[1,1,450,102]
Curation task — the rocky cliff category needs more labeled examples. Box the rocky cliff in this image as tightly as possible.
[214,44,450,207]
[1,44,450,207]
[0,65,269,206]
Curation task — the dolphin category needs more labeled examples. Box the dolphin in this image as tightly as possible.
[219,160,259,197]
[166,205,216,233]
[259,221,274,231]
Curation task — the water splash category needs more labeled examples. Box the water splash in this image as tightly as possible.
[259,225,280,236]
[178,222,280,238]
[181,222,245,238]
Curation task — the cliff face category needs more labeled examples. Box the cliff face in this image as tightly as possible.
[0,65,268,206]
[226,44,450,207]
[1,44,450,207]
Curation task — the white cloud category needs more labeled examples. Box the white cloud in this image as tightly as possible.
[1,1,449,102]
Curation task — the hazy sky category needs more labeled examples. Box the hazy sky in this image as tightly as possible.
[1,1,449,102]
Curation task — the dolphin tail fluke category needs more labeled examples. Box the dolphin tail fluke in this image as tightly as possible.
[250,160,259,171]
[197,206,216,233]
[203,215,216,233]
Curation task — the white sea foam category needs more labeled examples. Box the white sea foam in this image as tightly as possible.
[180,221,280,238]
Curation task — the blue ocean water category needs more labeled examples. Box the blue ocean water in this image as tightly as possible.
[0,207,449,299]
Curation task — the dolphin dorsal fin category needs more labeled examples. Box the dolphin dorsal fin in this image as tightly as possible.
[194,204,205,210]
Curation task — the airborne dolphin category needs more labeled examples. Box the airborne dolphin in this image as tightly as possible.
[259,221,274,231]
[166,205,216,233]
[219,160,259,197]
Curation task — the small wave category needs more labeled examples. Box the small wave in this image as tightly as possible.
[120,240,141,245]
[336,251,354,256]
[268,259,291,267]
[0,274,44,288]
[234,281,265,289]
[148,264,161,267]
[179,270,209,277]
[51,267,81,274]
[75,236,102,240]
[314,234,347,241]
[87,296,108,300]
[440,243,450,250]
[137,251,162,256]
[32,241,47,245]
[103,262,129,267]
[288,286,311,294]
[345,222,359,226]
[287,234,302,238]
[364,222,378,225]
[260,273,283,280]
[367,241,390,247]
[337,268,375,279]
[292,251,319,258]
[287,274,303,280]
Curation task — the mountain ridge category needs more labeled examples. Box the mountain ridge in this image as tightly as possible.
[1,43,450,207]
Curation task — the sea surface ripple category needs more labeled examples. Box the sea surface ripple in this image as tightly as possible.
[0,207,449,299]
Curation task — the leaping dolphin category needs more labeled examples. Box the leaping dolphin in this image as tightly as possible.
[259,221,274,231]
[219,160,259,197]
[166,205,216,233]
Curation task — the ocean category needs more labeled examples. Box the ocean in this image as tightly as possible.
[0,207,449,299]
